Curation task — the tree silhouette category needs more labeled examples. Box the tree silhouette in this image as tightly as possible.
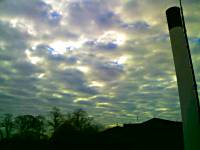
[65,109,99,133]
[0,114,14,139]
[0,130,3,140]
[14,115,46,139]
[51,108,101,146]
[48,107,65,133]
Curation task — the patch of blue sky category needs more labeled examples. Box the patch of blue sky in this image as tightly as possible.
[47,46,55,53]
[48,11,62,25]
[50,11,62,19]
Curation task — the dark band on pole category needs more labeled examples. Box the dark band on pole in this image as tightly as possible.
[166,7,183,30]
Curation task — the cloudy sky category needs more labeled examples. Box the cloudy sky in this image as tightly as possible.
[0,0,200,125]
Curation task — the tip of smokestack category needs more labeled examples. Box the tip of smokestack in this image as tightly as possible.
[166,7,183,30]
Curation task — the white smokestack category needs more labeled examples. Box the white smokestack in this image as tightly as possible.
[166,6,200,150]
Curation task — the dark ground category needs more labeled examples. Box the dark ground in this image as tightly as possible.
[0,118,184,150]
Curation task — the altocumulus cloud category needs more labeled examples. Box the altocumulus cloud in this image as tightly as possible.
[0,0,200,125]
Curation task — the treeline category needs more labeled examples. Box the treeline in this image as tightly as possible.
[0,109,184,150]
[0,107,103,141]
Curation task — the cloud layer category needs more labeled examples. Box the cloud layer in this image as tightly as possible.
[0,0,199,125]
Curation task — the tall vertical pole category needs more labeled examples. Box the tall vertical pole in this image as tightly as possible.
[166,7,200,150]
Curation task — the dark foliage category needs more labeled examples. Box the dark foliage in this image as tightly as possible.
[0,114,14,139]
[50,109,100,148]
[14,115,47,139]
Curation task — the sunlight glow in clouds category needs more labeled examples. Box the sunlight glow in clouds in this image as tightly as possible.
[25,50,44,65]
[89,81,105,88]
[76,66,90,73]
[98,31,126,46]
[50,40,82,54]
[10,18,36,36]
[37,73,45,79]
[114,56,129,65]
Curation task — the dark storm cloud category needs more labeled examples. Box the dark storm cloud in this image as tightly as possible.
[0,53,13,61]
[92,96,114,103]
[95,11,121,28]
[122,21,150,31]
[49,54,78,64]
[0,65,14,76]
[13,61,44,76]
[97,43,118,50]
[0,21,29,50]
[47,54,67,62]
[75,100,94,106]
[66,56,78,64]
[0,0,50,17]
[92,62,124,81]
[50,68,98,95]
[29,44,79,64]
[67,0,122,33]
[84,39,118,51]
[52,69,85,85]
